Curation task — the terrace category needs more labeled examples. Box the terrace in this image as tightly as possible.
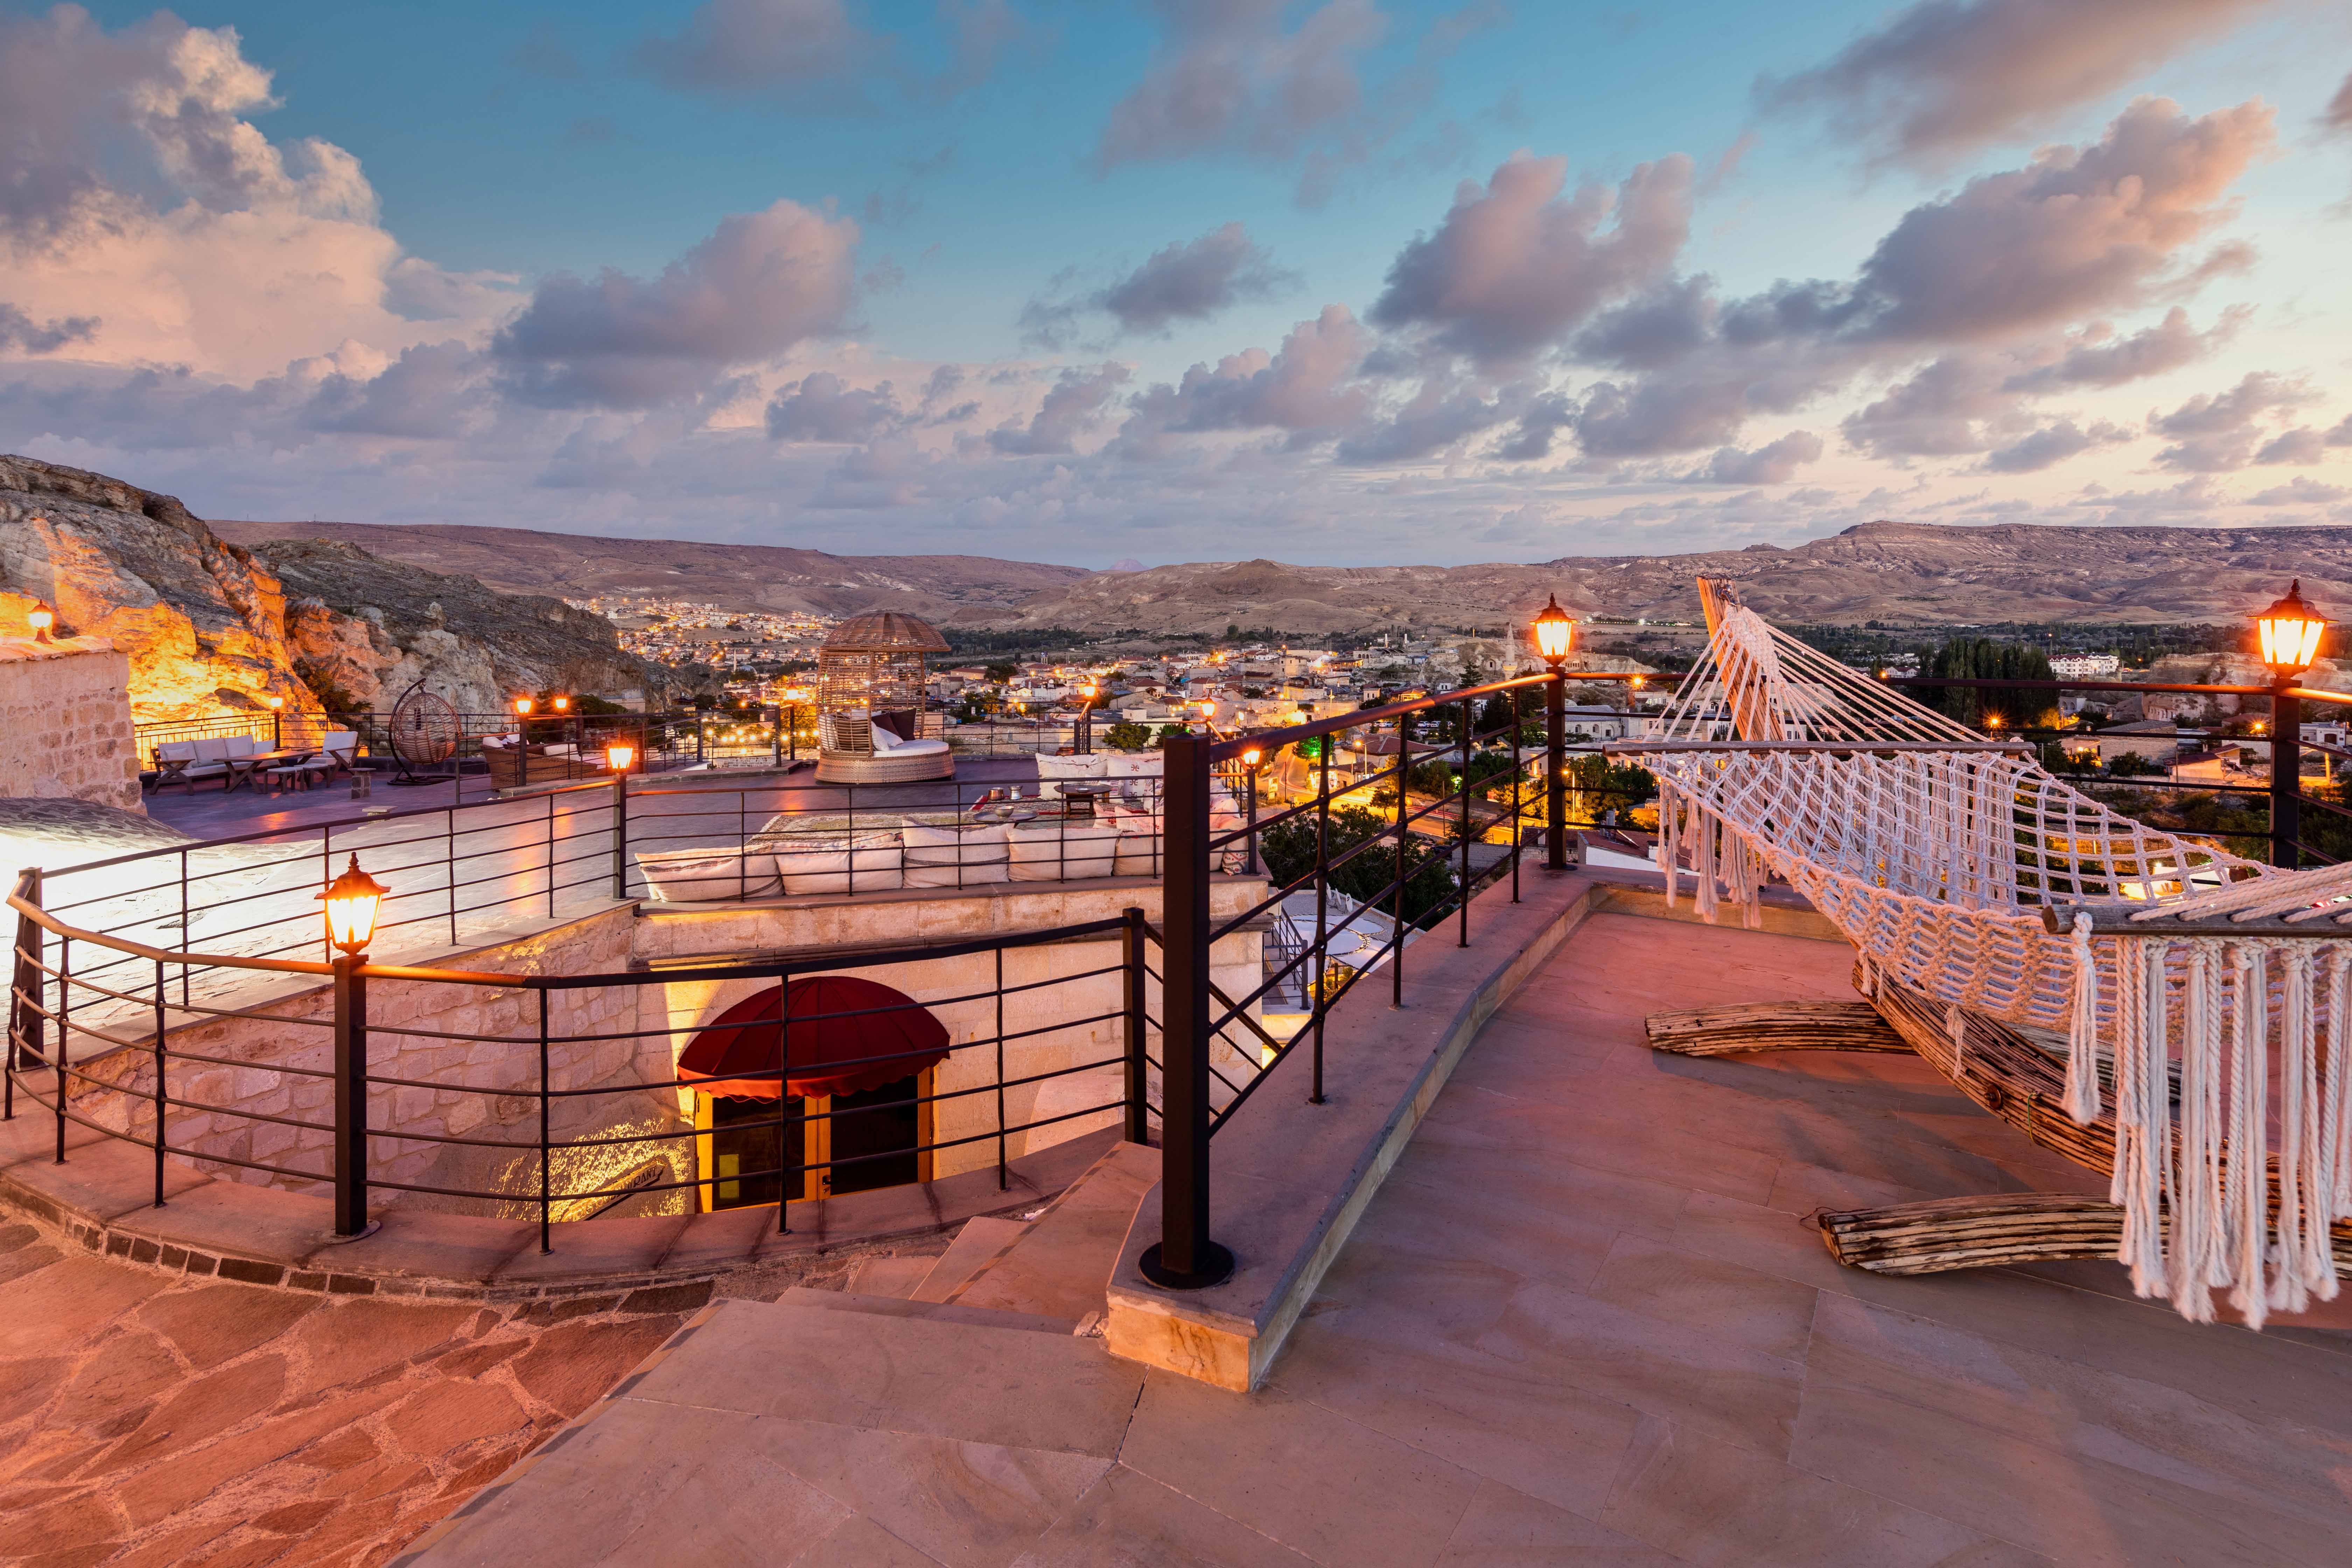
[7,596,2352,1565]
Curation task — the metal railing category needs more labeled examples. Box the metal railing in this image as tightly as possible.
[6,870,1160,1250]
[1143,667,1648,1288]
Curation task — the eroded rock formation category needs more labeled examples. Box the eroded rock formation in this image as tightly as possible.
[0,455,678,722]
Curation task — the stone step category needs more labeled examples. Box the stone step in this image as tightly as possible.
[947,1140,1159,1322]
[771,1285,1077,1336]
[908,1215,1029,1303]
[841,1252,939,1298]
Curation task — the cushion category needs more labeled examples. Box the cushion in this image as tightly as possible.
[901,824,1009,888]
[1034,752,1107,799]
[888,738,950,757]
[1007,820,1121,882]
[193,737,232,762]
[156,741,197,763]
[323,732,358,755]
[1102,752,1163,778]
[224,735,259,757]
[776,835,905,895]
[635,849,782,902]
[1112,824,1163,878]
[868,724,903,752]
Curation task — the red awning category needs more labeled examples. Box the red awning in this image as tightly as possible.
[679,976,951,1101]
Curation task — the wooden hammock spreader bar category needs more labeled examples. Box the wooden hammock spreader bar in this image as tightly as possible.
[2040,903,2352,937]
[1644,1001,1913,1056]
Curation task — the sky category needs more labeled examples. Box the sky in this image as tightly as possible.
[1,0,2349,569]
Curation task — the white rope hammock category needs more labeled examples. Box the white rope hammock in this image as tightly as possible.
[1623,594,2352,1326]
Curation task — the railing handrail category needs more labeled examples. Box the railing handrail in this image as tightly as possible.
[1202,671,1565,762]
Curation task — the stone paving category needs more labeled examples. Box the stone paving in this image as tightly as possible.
[0,1224,701,1568]
[413,907,2352,1567]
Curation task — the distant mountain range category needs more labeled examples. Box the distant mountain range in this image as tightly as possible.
[213,518,2352,638]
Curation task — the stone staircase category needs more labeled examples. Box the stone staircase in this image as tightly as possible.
[398,1140,1162,1566]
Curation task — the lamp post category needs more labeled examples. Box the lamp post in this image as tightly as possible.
[26,603,53,644]
[1239,742,1264,874]
[2257,580,2328,869]
[1530,594,1575,871]
[268,693,284,750]
[317,856,388,1237]
[1078,683,1097,754]
[604,740,636,900]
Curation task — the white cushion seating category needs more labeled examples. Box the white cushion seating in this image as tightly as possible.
[155,738,230,779]
[901,824,1010,888]
[634,848,783,902]
[1034,752,1107,799]
[1102,752,1162,778]
[1007,819,1121,881]
[776,834,905,895]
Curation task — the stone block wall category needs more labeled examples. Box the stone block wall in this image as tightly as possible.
[0,636,141,811]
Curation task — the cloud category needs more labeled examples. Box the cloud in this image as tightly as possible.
[632,0,870,98]
[1982,418,2129,472]
[0,8,519,379]
[1841,97,2269,344]
[1494,392,1575,461]
[492,200,860,408]
[303,340,486,439]
[1118,305,1371,454]
[2248,476,2350,506]
[1094,0,1387,170]
[988,363,1129,454]
[1842,352,2011,458]
[1022,222,1292,346]
[0,301,95,354]
[765,371,904,441]
[2254,427,2326,465]
[2001,305,2240,391]
[1369,152,1693,368]
[2330,413,2352,447]
[2149,370,2315,470]
[2328,70,2352,132]
[1688,430,1826,484]
[1758,0,2271,168]
[1334,377,1507,463]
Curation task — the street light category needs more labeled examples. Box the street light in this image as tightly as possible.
[1077,682,1098,754]
[514,696,534,716]
[318,855,390,958]
[1238,742,1264,875]
[604,738,636,773]
[2257,580,2328,869]
[27,603,54,644]
[2258,580,2327,676]
[1528,593,1573,870]
[268,693,285,748]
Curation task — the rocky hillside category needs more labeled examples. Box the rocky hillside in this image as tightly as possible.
[981,523,2352,637]
[0,456,679,721]
[210,518,1086,622]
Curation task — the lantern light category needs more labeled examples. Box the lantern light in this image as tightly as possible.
[1530,594,1575,666]
[268,694,284,710]
[514,696,534,716]
[2256,580,2327,676]
[317,855,390,958]
[605,739,637,774]
[27,603,54,643]
[1240,743,1264,769]
[553,695,570,712]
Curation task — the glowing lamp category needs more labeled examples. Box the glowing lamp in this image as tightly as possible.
[553,695,570,712]
[605,739,637,773]
[1530,594,1575,666]
[2257,580,2327,676]
[268,695,284,710]
[514,697,534,716]
[317,855,390,958]
[1240,743,1264,769]
[27,603,54,643]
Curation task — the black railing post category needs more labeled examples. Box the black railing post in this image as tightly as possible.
[54,937,69,1163]
[611,775,629,902]
[1458,698,1472,948]
[331,954,370,1236]
[1545,670,1567,870]
[152,957,167,1207]
[1311,738,1329,1105]
[8,868,41,1122]
[538,989,552,1253]
[1143,734,1233,1289]
[2273,677,2302,868]
[1122,905,1150,1143]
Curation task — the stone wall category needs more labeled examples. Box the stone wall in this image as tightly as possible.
[0,636,141,811]
[66,876,1266,1216]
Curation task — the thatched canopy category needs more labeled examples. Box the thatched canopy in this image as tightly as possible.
[821,613,951,654]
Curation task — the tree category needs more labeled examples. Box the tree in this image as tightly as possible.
[985,661,1018,683]
[1102,720,1152,751]
[1154,723,1190,747]
[1260,805,1460,929]
[2105,752,2159,777]
[1921,638,2054,729]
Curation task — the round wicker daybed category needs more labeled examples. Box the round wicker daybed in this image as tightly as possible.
[812,612,957,784]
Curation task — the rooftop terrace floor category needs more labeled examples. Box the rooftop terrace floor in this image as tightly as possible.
[12,902,2352,1565]
[402,905,2352,1567]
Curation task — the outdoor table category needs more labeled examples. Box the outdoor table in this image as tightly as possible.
[227,748,316,792]
[149,756,193,794]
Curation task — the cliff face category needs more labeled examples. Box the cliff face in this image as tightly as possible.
[254,539,671,714]
[0,455,674,723]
